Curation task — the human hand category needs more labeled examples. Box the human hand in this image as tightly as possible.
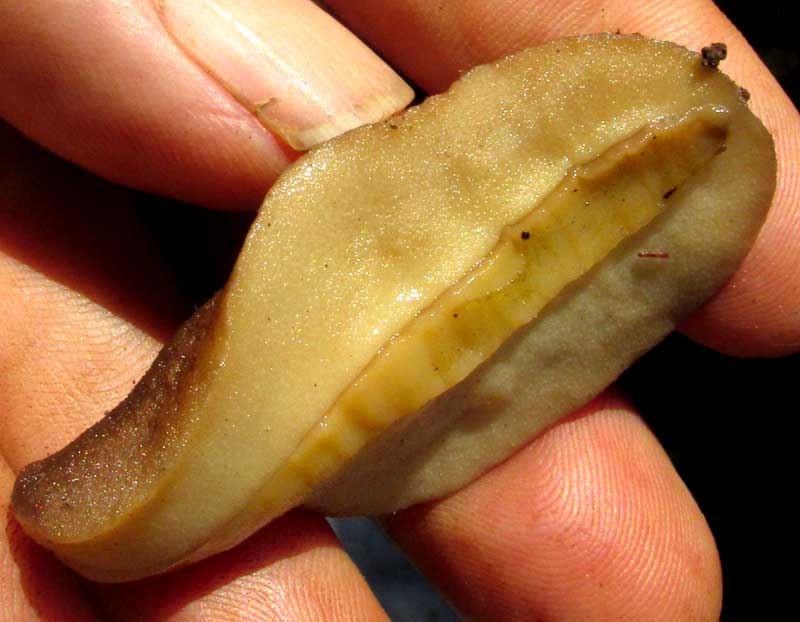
[1,1,798,620]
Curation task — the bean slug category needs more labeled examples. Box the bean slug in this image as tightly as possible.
[12,34,776,582]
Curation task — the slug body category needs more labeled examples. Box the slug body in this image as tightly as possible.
[12,34,775,582]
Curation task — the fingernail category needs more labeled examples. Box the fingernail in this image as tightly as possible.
[154,0,414,150]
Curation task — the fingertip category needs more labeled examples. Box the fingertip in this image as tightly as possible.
[682,88,800,358]
[385,396,722,621]
[668,2,800,358]
[155,0,413,151]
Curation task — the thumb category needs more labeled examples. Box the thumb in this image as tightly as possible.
[0,0,412,210]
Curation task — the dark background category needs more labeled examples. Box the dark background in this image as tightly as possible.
[138,2,798,620]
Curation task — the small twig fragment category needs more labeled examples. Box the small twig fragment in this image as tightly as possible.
[637,250,670,259]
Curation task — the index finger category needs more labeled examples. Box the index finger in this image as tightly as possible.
[0,0,413,210]
[323,0,800,357]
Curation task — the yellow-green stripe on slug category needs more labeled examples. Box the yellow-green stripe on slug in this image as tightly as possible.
[254,108,729,502]
[12,34,775,582]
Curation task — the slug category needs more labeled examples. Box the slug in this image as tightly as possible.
[12,33,776,582]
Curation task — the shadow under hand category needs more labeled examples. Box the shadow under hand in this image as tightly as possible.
[0,121,188,342]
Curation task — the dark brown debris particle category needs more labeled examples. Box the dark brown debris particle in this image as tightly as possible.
[521,231,531,240]
[701,42,727,68]
[738,86,751,102]
[663,187,677,199]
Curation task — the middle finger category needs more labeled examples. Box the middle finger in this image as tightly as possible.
[384,393,723,621]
